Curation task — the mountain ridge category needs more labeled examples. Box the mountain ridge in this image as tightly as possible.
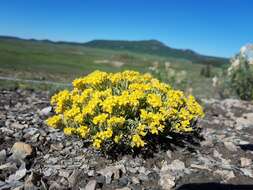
[0,35,228,65]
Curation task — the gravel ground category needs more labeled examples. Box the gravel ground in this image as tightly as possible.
[0,89,253,190]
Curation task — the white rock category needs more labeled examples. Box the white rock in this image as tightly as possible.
[39,106,52,116]
[84,180,97,190]
[161,160,185,172]
[190,164,210,171]
[240,157,252,167]
[0,150,6,163]
[241,168,253,178]
[224,142,237,152]
[159,172,175,190]
[214,169,235,182]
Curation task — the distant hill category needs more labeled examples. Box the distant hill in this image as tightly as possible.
[0,36,228,66]
[84,39,228,65]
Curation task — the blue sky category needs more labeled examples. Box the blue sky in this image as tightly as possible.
[0,0,252,57]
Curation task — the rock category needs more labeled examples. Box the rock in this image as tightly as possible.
[115,187,132,190]
[127,166,138,174]
[87,170,95,177]
[24,173,38,190]
[6,163,27,183]
[0,162,17,171]
[58,170,70,178]
[0,127,15,135]
[23,128,39,137]
[68,169,79,187]
[240,157,252,167]
[0,149,6,163]
[236,113,253,128]
[159,172,175,190]
[84,180,97,190]
[161,160,186,174]
[97,165,125,184]
[190,164,210,171]
[241,168,253,178]
[131,176,140,184]
[214,170,235,182]
[119,176,129,186]
[138,173,149,181]
[166,150,172,159]
[43,168,53,177]
[9,122,25,130]
[39,106,52,116]
[11,142,33,160]
[13,185,24,190]
[49,182,64,190]
[224,142,237,152]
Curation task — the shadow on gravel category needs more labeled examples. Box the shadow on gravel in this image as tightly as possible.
[239,144,253,151]
[102,128,204,160]
[176,183,253,190]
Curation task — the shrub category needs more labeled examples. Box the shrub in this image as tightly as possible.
[218,54,253,100]
[46,70,204,150]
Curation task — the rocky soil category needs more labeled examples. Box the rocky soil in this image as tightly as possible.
[0,89,253,190]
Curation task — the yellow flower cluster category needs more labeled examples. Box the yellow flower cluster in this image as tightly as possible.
[46,70,204,149]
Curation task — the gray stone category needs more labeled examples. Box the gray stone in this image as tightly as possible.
[0,162,17,171]
[97,165,126,184]
[138,173,149,181]
[115,187,132,190]
[43,168,54,177]
[0,149,6,163]
[161,160,186,174]
[6,163,27,182]
[166,150,172,159]
[10,122,25,130]
[23,128,39,137]
[49,182,64,190]
[68,170,80,187]
[84,180,97,190]
[24,173,38,190]
[119,176,129,186]
[58,170,70,178]
[13,185,24,190]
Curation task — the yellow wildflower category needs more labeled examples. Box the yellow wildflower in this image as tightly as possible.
[46,115,62,128]
[63,127,76,136]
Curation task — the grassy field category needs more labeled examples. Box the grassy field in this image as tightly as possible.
[0,36,229,98]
